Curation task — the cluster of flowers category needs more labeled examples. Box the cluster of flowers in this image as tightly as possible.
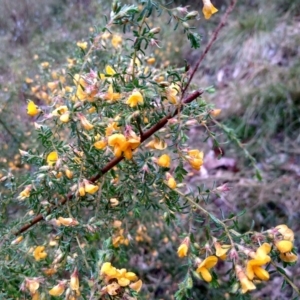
[100,262,142,296]
[21,268,80,299]
[177,224,298,294]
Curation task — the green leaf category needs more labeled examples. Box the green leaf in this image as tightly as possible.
[187,33,201,49]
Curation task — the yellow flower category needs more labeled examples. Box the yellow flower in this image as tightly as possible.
[202,0,218,20]
[18,185,32,200]
[65,169,73,179]
[236,265,256,294]
[177,237,189,258]
[246,243,271,281]
[255,243,271,259]
[57,217,79,227]
[246,260,269,281]
[49,281,66,296]
[110,198,119,207]
[214,242,231,260]
[33,246,47,261]
[94,140,107,150]
[101,262,142,293]
[187,149,204,171]
[122,132,140,160]
[27,100,40,117]
[76,41,88,50]
[104,282,120,296]
[111,34,122,48]
[26,278,40,294]
[84,181,99,194]
[126,90,144,107]
[70,268,80,291]
[52,105,68,115]
[78,113,94,130]
[46,151,58,166]
[74,74,97,102]
[125,272,138,281]
[104,85,121,102]
[25,77,33,84]
[145,137,167,150]
[106,65,116,76]
[276,240,293,253]
[105,121,119,137]
[101,262,118,277]
[41,61,49,68]
[166,83,180,104]
[108,133,127,158]
[157,154,171,168]
[32,292,40,300]
[117,276,130,287]
[52,105,70,123]
[167,176,177,189]
[130,279,143,292]
[108,131,140,160]
[196,256,218,282]
[276,224,294,241]
[47,81,59,91]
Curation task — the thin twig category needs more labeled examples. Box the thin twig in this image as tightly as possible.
[182,0,238,99]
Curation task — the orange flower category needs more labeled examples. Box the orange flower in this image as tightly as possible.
[130,279,143,292]
[279,252,298,263]
[49,281,66,296]
[202,0,218,20]
[70,268,80,292]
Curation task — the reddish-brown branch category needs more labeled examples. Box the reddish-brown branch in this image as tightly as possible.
[14,90,203,236]
[182,0,238,98]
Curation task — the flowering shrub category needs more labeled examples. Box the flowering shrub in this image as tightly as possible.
[0,1,299,299]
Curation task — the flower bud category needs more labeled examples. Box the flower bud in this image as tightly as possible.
[186,11,199,19]
[149,27,161,34]
[182,22,190,29]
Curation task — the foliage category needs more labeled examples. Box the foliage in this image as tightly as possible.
[0,1,299,300]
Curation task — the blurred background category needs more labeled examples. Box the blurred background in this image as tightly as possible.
[0,0,299,298]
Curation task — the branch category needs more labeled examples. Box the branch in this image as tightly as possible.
[14,90,203,236]
[182,0,238,98]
